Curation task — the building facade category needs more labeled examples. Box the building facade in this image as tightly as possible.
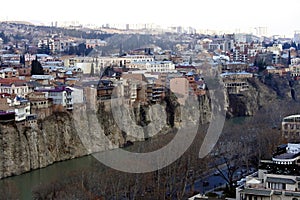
[282,115,300,142]
[36,87,73,110]
[237,143,300,200]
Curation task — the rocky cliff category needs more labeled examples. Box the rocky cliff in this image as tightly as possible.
[0,93,212,179]
[226,77,279,118]
[0,113,87,179]
[0,76,287,179]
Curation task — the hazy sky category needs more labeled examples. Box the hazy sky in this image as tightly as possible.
[2,0,300,37]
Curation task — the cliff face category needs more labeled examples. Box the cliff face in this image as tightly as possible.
[0,77,279,179]
[226,78,278,118]
[0,113,86,179]
[0,93,212,179]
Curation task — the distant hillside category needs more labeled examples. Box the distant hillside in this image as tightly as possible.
[3,21,35,26]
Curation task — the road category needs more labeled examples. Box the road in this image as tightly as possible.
[186,168,228,194]
[186,165,255,195]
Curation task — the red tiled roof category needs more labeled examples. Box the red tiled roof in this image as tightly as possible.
[0,78,27,85]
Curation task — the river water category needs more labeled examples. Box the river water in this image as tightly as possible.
[0,155,99,199]
[0,129,175,199]
[0,136,173,199]
[0,117,249,199]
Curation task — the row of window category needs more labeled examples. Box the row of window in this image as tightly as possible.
[283,124,300,130]
[268,182,286,190]
[283,131,300,136]
[0,87,28,94]
[32,101,48,106]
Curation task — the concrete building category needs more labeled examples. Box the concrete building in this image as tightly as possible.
[64,55,154,75]
[255,27,268,37]
[86,39,107,48]
[237,143,300,200]
[0,67,19,78]
[127,61,176,73]
[84,86,97,110]
[289,65,300,77]
[221,72,253,94]
[170,77,189,105]
[0,79,29,97]
[31,75,54,85]
[0,54,20,65]
[119,73,148,105]
[6,96,31,122]
[222,62,249,73]
[97,80,114,101]
[282,115,300,142]
[26,92,51,109]
[291,58,300,66]
[294,31,300,44]
[146,61,176,73]
[36,87,73,110]
[66,86,84,104]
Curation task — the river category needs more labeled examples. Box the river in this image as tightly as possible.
[0,155,99,199]
[0,135,173,199]
[0,117,249,199]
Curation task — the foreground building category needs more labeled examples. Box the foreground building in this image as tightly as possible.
[282,115,300,142]
[237,143,300,200]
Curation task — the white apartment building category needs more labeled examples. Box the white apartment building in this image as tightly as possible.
[294,31,300,44]
[66,86,84,104]
[127,61,176,73]
[237,143,300,200]
[289,65,300,77]
[38,38,76,53]
[7,96,31,122]
[36,87,73,110]
[255,27,268,37]
[64,55,155,75]
[86,39,107,48]
[267,44,283,53]
[14,101,31,122]
[291,58,300,66]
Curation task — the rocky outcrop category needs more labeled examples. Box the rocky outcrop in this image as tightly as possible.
[0,93,212,179]
[0,113,86,179]
[226,77,278,118]
[0,76,281,179]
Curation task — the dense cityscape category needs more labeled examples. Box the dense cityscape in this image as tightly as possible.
[1,20,300,199]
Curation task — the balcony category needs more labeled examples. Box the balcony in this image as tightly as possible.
[66,105,73,110]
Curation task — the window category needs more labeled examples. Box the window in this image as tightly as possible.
[284,131,289,136]
[291,124,295,130]
[269,182,285,190]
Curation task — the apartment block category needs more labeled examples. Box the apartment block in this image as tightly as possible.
[237,143,300,200]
